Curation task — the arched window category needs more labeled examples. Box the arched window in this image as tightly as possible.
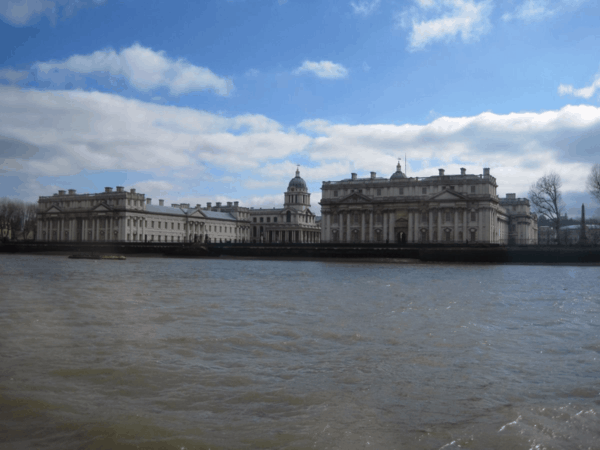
[286,211,291,223]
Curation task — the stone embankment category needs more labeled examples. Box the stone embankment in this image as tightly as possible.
[2,242,600,263]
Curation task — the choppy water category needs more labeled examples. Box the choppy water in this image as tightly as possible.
[1,254,599,449]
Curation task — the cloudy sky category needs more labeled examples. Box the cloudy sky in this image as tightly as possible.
[2,0,600,216]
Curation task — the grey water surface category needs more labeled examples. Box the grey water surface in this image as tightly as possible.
[1,254,599,449]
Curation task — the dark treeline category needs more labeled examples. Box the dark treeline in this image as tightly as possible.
[0,198,37,241]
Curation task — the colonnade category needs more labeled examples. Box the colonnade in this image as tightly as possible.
[253,227,320,243]
[321,207,497,244]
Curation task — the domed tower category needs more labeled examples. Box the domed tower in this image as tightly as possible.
[284,167,311,210]
[390,161,407,180]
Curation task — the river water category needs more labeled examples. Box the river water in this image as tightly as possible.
[1,254,599,449]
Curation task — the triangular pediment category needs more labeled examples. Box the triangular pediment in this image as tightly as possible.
[189,209,206,218]
[46,205,62,214]
[338,192,371,204]
[91,203,112,212]
[429,190,468,201]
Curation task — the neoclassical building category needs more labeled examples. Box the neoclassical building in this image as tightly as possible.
[249,168,321,243]
[319,164,538,245]
[36,187,251,243]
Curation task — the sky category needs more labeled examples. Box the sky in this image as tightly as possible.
[2,0,600,217]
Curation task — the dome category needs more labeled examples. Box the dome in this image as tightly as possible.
[390,162,406,180]
[288,168,307,190]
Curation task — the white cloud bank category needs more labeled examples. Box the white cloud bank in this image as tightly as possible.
[33,43,233,96]
[1,86,600,208]
[293,61,349,79]
[0,0,104,26]
[558,72,600,99]
[398,0,493,51]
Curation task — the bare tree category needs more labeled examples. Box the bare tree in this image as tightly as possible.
[528,172,565,244]
[587,163,600,204]
[0,198,38,241]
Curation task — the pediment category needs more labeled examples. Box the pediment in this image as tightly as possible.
[91,203,112,212]
[189,209,206,218]
[429,190,467,201]
[338,192,371,204]
[46,205,62,214]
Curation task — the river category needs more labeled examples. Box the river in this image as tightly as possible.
[1,255,599,449]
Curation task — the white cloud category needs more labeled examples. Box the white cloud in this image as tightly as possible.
[399,0,493,51]
[2,86,600,211]
[350,0,381,16]
[0,68,29,83]
[558,73,600,99]
[33,43,233,96]
[502,0,586,22]
[245,68,260,77]
[0,0,104,26]
[292,61,349,79]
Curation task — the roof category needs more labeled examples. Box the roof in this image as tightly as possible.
[145,205,237,221]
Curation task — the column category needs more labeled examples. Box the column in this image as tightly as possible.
[369,211,374,242]
[408,211,413,243]
[361,211,365,242]
[383,212,388,243]
[58,218,63,241]
[437,210,442,243]
[454,209,459,242]
[338,212,343,242]
[389,211,395,243]
[463,209,468,243]
[428,210,433,242]
[108,217,112,241]
[346,211,351,242]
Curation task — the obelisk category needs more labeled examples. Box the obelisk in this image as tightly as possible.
[580,203,588,245]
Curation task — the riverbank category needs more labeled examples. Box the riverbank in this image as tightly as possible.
[2,242,600,263]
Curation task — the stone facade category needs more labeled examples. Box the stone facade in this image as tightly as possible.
[36,187,251,243]
[320,164,538,245]
[248,168,321,243]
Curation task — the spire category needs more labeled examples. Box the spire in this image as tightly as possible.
[396,160,402,172]
[296,165,300,177]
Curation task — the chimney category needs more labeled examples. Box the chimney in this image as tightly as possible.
[227,201,232,207]
[196,204,201,208]
[116,186,124,192]
[506,193,516,199]
[216,202,222,207]
[234,201,239,207]
[130,188,136,194]
[159,199,164,206]
[58,190,66,195]
[439,169,445,176]
[180,203,189,208]
[206,202,212,208]
[105,187,113,193]
[370,172,376,179]
[171,204,180,208]
[146,198,152,205]
[68,189,76,195]
[351,173,357,180]
[483,168,490,176]
[460,168,466,176]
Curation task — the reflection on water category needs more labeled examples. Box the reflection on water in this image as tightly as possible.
[1,255,600,449]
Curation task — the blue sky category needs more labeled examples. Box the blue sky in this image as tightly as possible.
[2,0,600,216]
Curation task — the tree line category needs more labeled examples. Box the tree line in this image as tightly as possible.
[0,198,38,242]
[528,164,600,244]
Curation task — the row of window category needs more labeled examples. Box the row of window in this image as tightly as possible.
[125,219,236,234]
[332,185,478,197]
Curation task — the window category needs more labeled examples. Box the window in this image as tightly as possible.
[260,217,264,223]
[171,223,174,230]
[446,212,452,222]
[127,233,130,241]
[377,188,382,196]
[151,221,154,228]
[158,222,161,229]
[471,186,476,193]
[445,230,451,242]
[145,220,147,227]
[422,212,427,222]
[253,217,257,222]
[220,226,222,232]
[178,223,180,230]
[267,217,271,223]
[274,217,277,223]
[422,188,427,194]
[209,225,211,231]
[399,188,404,195]
[286,211,291,223]
[127,219,131,227]
[171,236,174,242]
[178,236,180,242]
[358,189,362,194]
[471,212,477,222]
[158,236,161,242]
[470,230,476,242]
[450,186,455,190]
[128,199,131,206]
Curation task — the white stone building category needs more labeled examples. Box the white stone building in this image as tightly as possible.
[248,168,321,243]
[319,164,538,244]
[36,187,251,243]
